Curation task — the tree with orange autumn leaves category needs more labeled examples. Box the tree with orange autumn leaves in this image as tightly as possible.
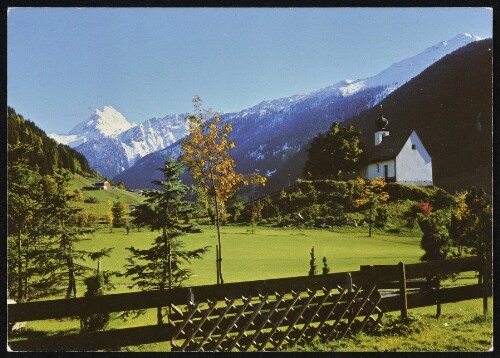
[180,96,266,284]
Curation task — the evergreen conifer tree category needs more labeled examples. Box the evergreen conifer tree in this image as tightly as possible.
[38,170,99,298]
[7,144,41,300]
[124,157,209,325]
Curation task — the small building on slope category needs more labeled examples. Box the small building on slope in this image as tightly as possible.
[94,181,112,190]
[360,108,433,186]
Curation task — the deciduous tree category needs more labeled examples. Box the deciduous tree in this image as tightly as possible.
[304,122,364,179]
[180,96,265,284]
[354,177,389,237]
[450,188,492,262]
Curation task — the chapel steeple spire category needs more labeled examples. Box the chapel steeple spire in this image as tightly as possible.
[375,104,389,130]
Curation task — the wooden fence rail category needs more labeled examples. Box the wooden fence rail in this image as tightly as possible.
[8,256,490,352]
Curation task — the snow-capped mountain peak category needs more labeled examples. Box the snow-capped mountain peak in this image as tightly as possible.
[49,105,133,147]
[69,105,133,138]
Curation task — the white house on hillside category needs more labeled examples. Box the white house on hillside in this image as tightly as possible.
[360,108,433,186]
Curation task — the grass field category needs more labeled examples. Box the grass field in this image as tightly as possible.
[75,225,425,290]
[10,225,493,352]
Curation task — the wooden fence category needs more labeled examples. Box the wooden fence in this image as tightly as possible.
[8,256,491,352]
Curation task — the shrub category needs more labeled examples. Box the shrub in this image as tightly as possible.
[374,206,388,228]
[385,183,440,202]
[432,188,455,210]
[87,213,98,227]
[418,211,452,262]
[415,200,433,216]
[71,189,84,202]
[328,201,345,217]
[76,212,89,228]
[80,271,113,333]
[84,196,99,204]
[301,204,323,222]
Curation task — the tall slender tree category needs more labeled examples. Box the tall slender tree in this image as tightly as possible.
[7,144,41,300]
[180,96,265,284]
[125,157,208,325]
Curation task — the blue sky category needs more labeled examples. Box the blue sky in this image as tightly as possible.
[8,7,492,134]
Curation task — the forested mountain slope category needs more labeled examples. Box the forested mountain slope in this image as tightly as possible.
[8,107,95,176]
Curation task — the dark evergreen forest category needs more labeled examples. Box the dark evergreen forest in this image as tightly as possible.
[8,107,95,176]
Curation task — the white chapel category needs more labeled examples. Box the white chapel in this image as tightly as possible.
[360,107,433,186]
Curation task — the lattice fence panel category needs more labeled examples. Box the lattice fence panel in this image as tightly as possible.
[169,284,383,352]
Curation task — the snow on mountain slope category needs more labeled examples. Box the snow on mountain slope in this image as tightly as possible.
[117,114,188,164]
[49,106,189,178]
[309,33,483,100]
[50,33,482,180]
[219,33,481,126]
[69,105,133,137]
[115,34,483,189]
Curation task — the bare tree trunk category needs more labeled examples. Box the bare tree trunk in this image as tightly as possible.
[209,163,223,285]
[368,205,373,237]
[214,197,223,284]
[66,256,77,298]
[24,235,29,300]
[17,233,23,301]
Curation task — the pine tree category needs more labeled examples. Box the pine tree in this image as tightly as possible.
[309,246,317,276]
[7,144,41,300]
[38,170,96,298]
[111,201,126,228]
[124,157,209,325]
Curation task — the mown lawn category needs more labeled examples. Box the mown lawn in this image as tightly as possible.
[75,224,425,290]
[9,225,492,352]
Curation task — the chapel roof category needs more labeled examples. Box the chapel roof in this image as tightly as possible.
[367,130,414,164]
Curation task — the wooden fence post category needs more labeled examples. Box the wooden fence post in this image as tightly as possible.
[482,256,488,315]
[398,262,408,319]
[436,279,441,318]
[344,273,352,293]
[188,288,195,305]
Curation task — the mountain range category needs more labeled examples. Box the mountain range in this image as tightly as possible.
[47,33,490,193]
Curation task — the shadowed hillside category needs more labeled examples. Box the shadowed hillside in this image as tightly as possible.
[270,39,492,195]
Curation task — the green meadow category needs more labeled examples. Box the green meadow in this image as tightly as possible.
[75,225,425,290]
[10,225,492,352]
